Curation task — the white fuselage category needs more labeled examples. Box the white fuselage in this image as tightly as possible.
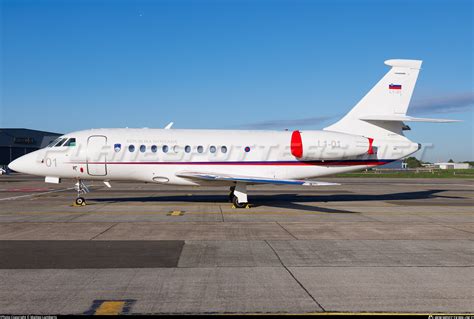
[10,128,420,186]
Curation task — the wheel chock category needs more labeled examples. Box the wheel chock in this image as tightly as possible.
[72,201,87,207]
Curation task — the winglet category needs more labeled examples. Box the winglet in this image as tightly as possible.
[164,122,174,129]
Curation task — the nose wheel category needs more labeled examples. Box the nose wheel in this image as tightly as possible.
[75,197,86,206]
[74,180,89,206]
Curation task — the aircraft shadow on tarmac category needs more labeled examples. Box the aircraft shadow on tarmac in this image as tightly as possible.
[90,189,463,213]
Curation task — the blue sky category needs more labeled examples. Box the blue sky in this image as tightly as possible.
[1,0,473,162]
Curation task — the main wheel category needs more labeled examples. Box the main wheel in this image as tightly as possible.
[228,186,236,203]
[75,197,86,206]
[232,195,248,209]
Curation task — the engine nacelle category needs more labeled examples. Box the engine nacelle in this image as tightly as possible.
[290,130,373,160]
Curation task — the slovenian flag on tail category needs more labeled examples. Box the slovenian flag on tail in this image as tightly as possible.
[389,84,402,90]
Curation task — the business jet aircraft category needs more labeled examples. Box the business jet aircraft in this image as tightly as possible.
[9,59,457,208]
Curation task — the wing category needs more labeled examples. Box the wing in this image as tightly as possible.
[176,171,340,186]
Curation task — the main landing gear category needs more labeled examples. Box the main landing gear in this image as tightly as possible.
[74,179,89,206]
[229,183,249,209]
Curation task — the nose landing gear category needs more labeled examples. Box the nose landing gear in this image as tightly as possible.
[74,180,89,206]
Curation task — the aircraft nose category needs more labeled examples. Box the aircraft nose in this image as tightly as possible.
[8,154,30,173]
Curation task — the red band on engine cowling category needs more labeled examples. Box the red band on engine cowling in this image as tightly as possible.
[367,138,374,155]
[291,130,303,158]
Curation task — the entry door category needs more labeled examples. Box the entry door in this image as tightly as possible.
[87,135,107,176]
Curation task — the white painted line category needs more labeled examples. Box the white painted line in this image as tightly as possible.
[0,187,74,201]
[391,183,474,187]
[345,182,474,187]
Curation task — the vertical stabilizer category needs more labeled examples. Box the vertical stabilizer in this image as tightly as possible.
[324,59,422,137]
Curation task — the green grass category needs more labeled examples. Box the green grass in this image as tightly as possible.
[334,169,474,178]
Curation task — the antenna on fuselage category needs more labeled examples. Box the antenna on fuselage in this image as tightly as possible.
[164,122,174,129]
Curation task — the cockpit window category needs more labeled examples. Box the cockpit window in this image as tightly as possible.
[54,138,68,147]
[64,138,76,147]
[47,137,61,147]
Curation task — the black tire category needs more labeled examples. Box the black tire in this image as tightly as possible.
[228,186,236,203]
[232,195,247,208]
[75,197,86,206]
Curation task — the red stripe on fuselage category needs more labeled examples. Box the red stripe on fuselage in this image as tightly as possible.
[70,160,392,166]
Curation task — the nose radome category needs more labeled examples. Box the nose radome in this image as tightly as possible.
[8,154,32,173]
[8,156,23,173]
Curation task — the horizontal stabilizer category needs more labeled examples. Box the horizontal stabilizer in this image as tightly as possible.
[360,115,460,123]
[384,59,422,69]
[177,171,340,186]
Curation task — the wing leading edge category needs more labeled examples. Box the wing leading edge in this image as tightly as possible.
[176,171,340,186]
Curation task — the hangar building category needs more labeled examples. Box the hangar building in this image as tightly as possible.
[0,128,62,168]
[435,162,471,169]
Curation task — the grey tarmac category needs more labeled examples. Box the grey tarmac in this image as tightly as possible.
[0,174,472,314]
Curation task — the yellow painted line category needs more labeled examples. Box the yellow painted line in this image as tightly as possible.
[170,210,183,216]
[94,301,125,315]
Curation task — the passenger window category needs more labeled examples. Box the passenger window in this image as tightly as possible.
[221,146,227,153]
[185,145,191,153]
[129,145,135,152]
[173,145,180,153]
[140,145,146,153]
[210,145,216,153]
[151,145,157,153]
[54,138,68,147]
[162,145,169,153]
[64,138,76,147]
[197,146,203,153]
[114,144,121,152]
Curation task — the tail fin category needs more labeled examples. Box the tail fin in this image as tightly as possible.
[324,59,422,137]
